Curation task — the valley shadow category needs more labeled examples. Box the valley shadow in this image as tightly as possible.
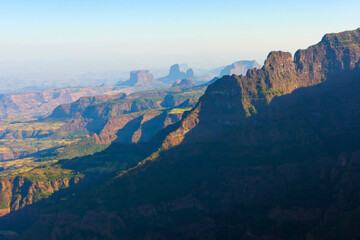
[115,116,143,142]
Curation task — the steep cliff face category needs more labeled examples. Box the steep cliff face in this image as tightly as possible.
[158,28,360,149]
[85,109,184,144]
[0,171,82,217]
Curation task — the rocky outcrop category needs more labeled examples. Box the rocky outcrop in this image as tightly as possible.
[0,174,82,216]
[186,68,194,78]
[220,60,261,77]
[171,78,196,88]
[158,28,360,149]
[159,64,195,83]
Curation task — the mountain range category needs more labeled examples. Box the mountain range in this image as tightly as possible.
[0,61,259,120]
[0,28,359,239]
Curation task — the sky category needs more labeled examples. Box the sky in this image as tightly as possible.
[0,0,359,78]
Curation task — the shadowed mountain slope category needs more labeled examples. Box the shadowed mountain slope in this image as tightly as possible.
[49,85,206,144]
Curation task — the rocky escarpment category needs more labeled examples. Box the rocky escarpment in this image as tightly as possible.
[88,109,184,144]
[0,170,82,217]
[158,28,360,149]
[219,60,261,77]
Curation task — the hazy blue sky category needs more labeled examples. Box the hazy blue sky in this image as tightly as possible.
[0,0,359,76]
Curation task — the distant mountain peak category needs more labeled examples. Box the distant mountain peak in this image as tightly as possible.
[115,70,167,89]
[116,70,155,87]
[159,64,195,83]
[220,60,261,77]
[186,68,194,78]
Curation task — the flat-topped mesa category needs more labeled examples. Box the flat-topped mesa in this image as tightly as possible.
[117,70,156,87]
[130,70,155,83]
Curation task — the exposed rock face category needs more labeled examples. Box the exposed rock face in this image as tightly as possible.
[116,70,164,88]
[0,86,125,119]
[93,110,183,144]
[219,60,261,77]
[171,78,196,88]
[169,64,182,77]
[159,64,195,83]
[186,68,194,78]
[159,28,360,149]
[0,175,82,216]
